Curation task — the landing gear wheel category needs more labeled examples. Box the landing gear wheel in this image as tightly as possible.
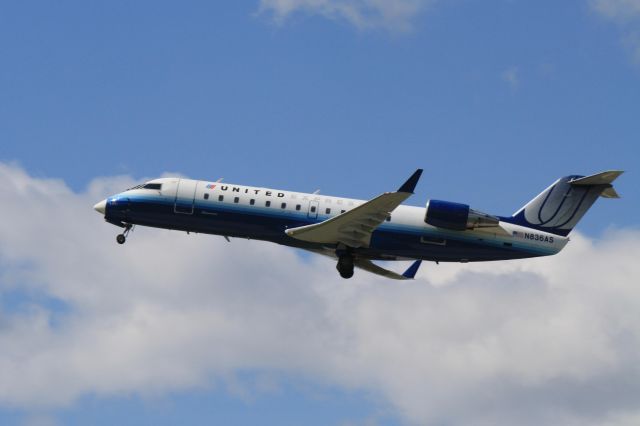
[116,224,133,245]
[338,268,354,279]
[337,255,354,279]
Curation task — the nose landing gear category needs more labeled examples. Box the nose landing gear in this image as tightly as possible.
[116,224,133,245]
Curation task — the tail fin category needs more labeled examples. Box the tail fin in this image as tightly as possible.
[506,171,623,236]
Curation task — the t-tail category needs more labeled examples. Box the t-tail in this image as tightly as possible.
[504,170,623,237]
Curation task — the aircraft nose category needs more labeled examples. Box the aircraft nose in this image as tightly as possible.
[93,199,107,215]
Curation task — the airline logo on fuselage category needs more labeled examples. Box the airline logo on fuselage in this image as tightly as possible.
[211,184,286,198]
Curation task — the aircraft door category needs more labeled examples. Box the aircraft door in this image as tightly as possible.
[308,200,319,219]
[174,179,198,214]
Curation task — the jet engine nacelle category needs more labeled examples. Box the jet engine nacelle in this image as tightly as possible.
[425,200,500,231]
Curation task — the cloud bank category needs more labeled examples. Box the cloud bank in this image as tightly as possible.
[0,162,639,425]
[258,0,437,32]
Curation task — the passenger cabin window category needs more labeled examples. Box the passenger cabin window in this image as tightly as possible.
[295,204,301,211]
[386,215,391,222]
[204,193,209,200]
[142,183,162,190]
[265,201,271,207]
[218,195,224,202]
[310,206,316,213]
[234,197,239,203]
[250,199,255,205]
[325,208,331,214]
[281,203,286,209]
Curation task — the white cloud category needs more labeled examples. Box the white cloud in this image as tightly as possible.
[591,0,640,63]
[502,66,519,91]
[21,414,58,426]
[258,0,436,32]
[1,162,640,424]
[591,0,640,20]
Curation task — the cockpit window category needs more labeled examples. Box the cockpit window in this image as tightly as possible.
[126,183,162,191]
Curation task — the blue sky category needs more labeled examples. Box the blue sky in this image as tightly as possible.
[0,1,639,425]
[1,0,637,221]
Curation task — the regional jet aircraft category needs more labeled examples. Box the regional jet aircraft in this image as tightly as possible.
[93,169,622,279]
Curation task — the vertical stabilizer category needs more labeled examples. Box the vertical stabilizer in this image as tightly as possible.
[506,171,623,236]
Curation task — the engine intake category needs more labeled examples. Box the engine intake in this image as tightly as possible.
[425,200,499,231]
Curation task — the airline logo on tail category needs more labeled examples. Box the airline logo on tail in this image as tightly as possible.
[510,171,623,236]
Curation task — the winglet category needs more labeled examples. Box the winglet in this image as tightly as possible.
[402,260,422,279]
[397,169,423,194]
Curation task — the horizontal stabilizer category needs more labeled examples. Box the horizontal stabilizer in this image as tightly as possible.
[570,170,623,198]
[569,170,623,186]
[600,187,620,198]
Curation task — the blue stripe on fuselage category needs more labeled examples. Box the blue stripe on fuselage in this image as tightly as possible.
[105,194,553,262]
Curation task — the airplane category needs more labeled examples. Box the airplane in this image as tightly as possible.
[93,169,622,280]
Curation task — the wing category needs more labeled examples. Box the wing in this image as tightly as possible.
[355,258,422,280]
[304,248,422,280]
[285,169,423,248]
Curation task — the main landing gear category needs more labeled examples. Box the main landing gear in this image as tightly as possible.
[116,224,133,245]
[336,253,354,279]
